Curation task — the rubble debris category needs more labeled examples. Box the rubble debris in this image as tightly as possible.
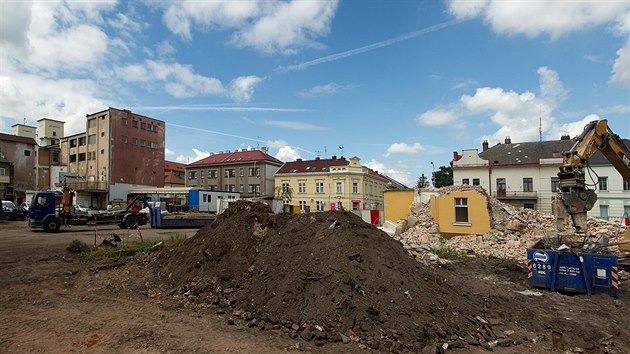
[396,185,627,263]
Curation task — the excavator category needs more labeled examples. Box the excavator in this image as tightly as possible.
[554,119,630,239]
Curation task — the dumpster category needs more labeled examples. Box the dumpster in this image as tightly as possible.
[527,241,619,297]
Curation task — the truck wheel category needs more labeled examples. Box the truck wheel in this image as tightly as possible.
[125,215,139,229]
[44,218,61,233]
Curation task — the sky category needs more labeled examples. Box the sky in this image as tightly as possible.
[1,0,629,187]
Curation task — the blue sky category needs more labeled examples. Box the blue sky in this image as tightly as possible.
[1,0,628,186]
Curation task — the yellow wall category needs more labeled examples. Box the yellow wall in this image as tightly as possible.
[383,189,415,223]
[430,191,490,236]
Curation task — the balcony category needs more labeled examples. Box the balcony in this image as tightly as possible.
[494,190,538,200]
[67,181,108,192]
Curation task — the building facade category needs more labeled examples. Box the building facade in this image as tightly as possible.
[60,107,165,208]
[274,155,391,212]
[453,137,630,221]
[0,125,38,204]
[35,118,66,191]
[164,161,186,187]
[185,148,283,199]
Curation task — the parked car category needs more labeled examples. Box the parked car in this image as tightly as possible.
[20,202,29,211]
[2,201,28,221]
[74,204,91,213]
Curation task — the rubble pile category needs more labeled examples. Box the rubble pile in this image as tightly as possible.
[397,185,627,263]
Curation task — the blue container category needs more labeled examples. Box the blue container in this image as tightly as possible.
[527,241,619,297]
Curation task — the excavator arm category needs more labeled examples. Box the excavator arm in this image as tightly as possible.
[555,119,630,232]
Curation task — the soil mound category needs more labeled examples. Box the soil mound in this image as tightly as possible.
[150,201,488,350]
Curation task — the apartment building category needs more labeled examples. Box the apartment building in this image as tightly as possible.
[453,136,630,220]
[165,161,185,187]
[0,124,38,204]
[60,107,165,208]
[274,155,391,212]
[185,148,283,199]
[35,118,66,191]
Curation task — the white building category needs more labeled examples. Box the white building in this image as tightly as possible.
[453,137,630,222]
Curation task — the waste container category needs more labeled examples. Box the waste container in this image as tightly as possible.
[527,241,619,297]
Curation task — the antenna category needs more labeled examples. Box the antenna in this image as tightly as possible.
[324,146,327,157]
[539,107,542,142]
[339,145,344,156]
[315,150,321,158]
[256,136,262,149]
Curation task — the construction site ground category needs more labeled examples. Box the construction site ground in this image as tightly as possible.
[1,202,629,353]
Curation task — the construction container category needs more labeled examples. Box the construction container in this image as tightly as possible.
[527,240,619,297]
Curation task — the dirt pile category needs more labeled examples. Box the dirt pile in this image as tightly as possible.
[397,185,627,263]
[147,201,503,351]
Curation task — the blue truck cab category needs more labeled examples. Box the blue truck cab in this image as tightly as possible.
[28,191,66,232]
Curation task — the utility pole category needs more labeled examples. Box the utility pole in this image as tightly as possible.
[430,162,435,188]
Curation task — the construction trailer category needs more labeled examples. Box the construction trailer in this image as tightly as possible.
[128,187,239,213]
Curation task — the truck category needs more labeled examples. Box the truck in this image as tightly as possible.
[28,188,148,233]
[528,119,629,296]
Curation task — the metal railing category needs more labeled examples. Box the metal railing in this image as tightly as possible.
[493,190,538,199]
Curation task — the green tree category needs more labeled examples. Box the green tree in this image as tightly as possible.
[416,173,430,189]
[433,165,453,188]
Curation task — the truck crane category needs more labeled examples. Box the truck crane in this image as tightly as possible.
[554,119,630,232]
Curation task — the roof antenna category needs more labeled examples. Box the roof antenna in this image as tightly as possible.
[539,107,543,142]
[339,145,344,157]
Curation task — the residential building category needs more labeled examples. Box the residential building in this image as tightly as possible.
[453,136,630,221]
[274,155,392,212]
[0,125,38,204]
[165,161,186,187]
[60,107,165,208]
[35,118,66,191]
[429,188,491,236]
[185,148,283,198]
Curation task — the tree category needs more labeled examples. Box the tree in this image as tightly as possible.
[416,173,430,189]
[275,184,293,203]
[433,165,453,188]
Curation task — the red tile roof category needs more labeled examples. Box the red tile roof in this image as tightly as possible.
[276,157,349,174]
[0,132,37,145]
[186,149,283,167]
[165,160,185,172]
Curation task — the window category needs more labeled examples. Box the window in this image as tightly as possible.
[0,167,5,176]
[316,201,324,211]
[299,201,307,212]
[70,154,77,163]
[249,168,255,177]
[624,181,629,191]
[53,131,57,137]
[551,177,559,192]
[256,167,260,176]
[189,171,197,179]
[599,205,609,220]
[462,178,469,185]
[36,195,50,208]
[24,150,31,156]
[336,181,343,193]
[523,177,533,192]
[624,205,630,218]
[121,118,128,126]
[472,178,480,186]
[140,122,146,130]
[140,139,146,147]
[240,168,244,177]
[200,171,204,179]
[255,184,260,193]
[282,182,290,193]
[70,139,77,148]
[496,178,506,196]
[101,149,104,155]
[78,153,86,161]
[298,181,306,193]
[316,181,324,193]
[149,141,158,148]
[121,136,128,144]
[352,182,359,193]
[598,177,608,191]
[101,132,105,137]
[87,119,96,128]
[455,197,468,223]
[132,120,138,128]
[88,134,96,144]
[78,137,86,146]
[132,138,138,145]
[240,184,244,193]
[210,170,216,178]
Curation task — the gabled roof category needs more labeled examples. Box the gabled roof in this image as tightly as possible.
[187,149,283,167]
[477,138,630,166]
[277,157,349,174]
[0,132,37,145]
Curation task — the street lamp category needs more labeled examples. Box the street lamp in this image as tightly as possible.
[430,162,435,188]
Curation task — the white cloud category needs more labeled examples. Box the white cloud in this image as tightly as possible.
[161,0,339,55]
[447,0,629,39]
[165,148,175,157]
[157,40,176,57]
[416,108,459,126]
[264,120,327,130]
[275,146,302,162]
[364,159,412,187]
[418,67,568,144]
[266,139,289,149]
[547,114,599,140]
[610,37,630,87]
[297,83,352,98]
[175,148,211,164]
[228,76,263,102]
[385,142,424,157]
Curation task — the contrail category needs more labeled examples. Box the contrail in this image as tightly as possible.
[282,18,465,72]
[138,105,307,112]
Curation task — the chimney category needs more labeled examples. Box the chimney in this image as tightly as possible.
[261,146,268,154]
[332,155,337,160]
[453,152,462,161]
[482,140,489,151]
[315,157,320,160]
[560,134,570,140]
[296,158,302,162]
[504,136,511,144]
